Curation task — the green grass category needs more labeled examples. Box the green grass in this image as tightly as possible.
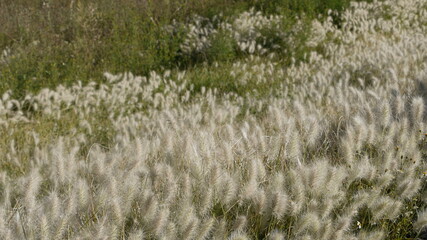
[0,0,371,99]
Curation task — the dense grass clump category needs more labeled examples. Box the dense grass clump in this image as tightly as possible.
[1,0,427,239]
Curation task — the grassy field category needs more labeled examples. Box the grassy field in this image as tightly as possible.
[1,0,427,239]
[0,0,369,98]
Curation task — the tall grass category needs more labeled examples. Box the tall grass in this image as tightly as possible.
[1,0,427,239]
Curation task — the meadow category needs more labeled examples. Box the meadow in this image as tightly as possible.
[1,0,427,239]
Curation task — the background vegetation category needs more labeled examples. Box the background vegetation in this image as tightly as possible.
[1,0,368,98]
